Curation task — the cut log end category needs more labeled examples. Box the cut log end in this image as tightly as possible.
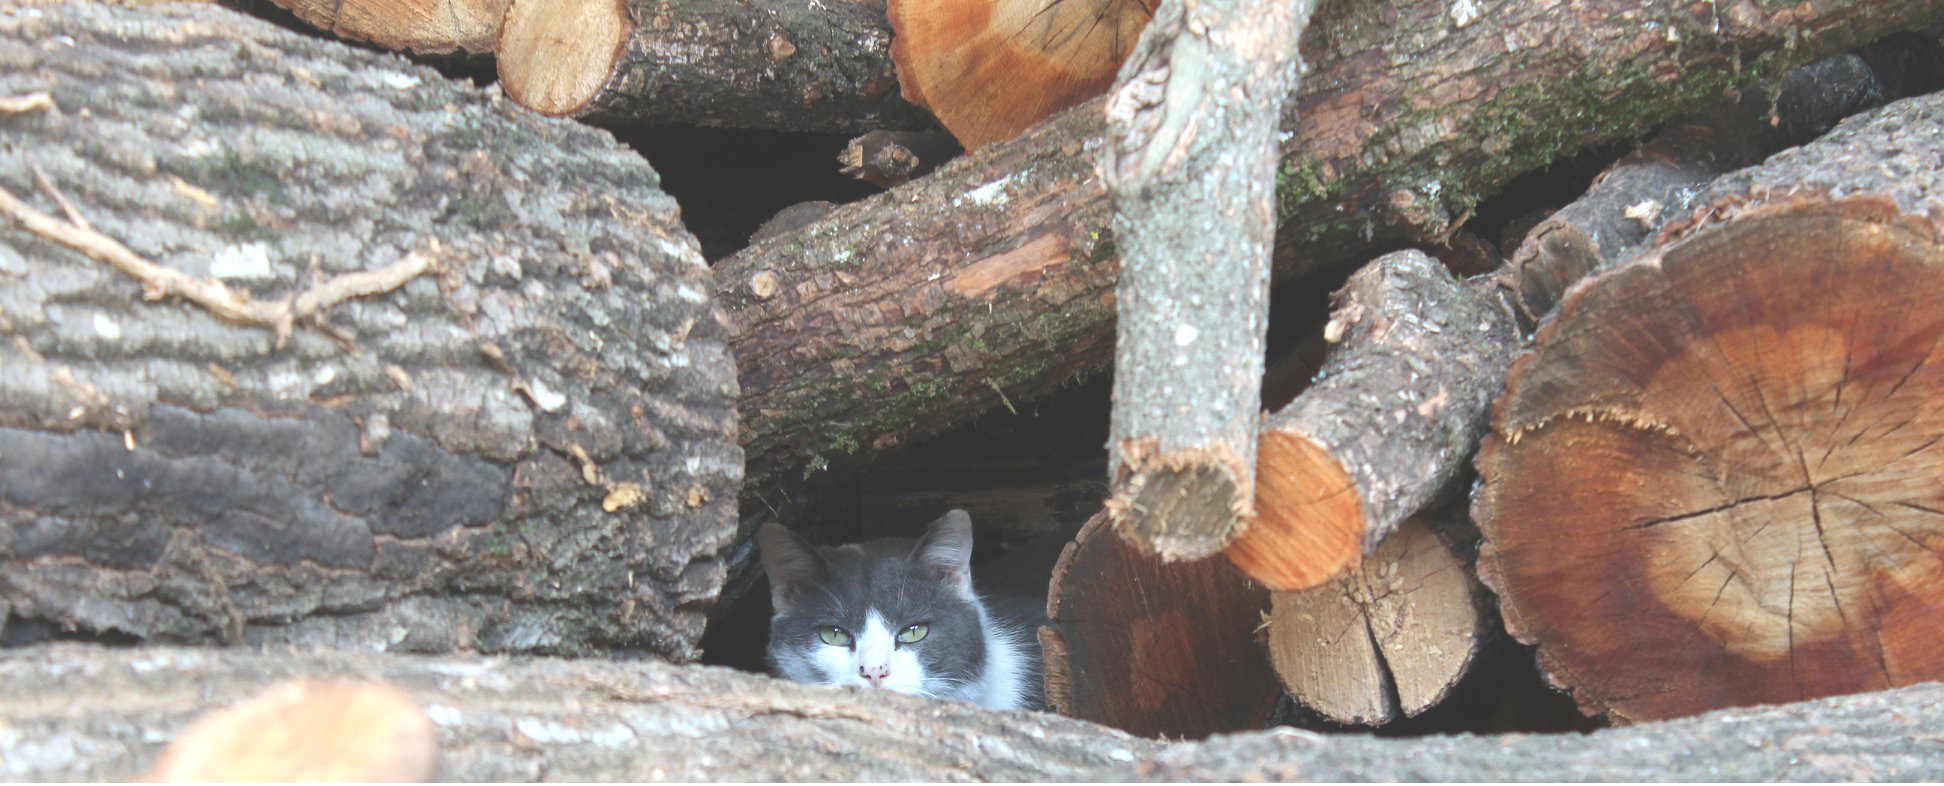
[497,0,631,116]
[1107,450,1251,562]
[1225,430,1364,590]
[142,679,439,782]
[1043,511,1278,738]
[1265,518,1485,726]
[889,0,1152,149]
[1479,192,1944,722]
[267,0,511,53]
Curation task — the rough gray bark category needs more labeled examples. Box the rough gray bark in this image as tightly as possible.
[1475,91,1944,722]
[496,0,935,131]
[721,0,1944,508]
[1504,42,1938,327]
[0,1,740,659]
[6,644,1944,781]
[1100,0,1315,560]
[1225,250,1517,590]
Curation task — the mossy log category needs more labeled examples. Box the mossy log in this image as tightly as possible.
[1475,91,1944,723]
[720,0,1944,506]
[6,644,1944,780]
[0,1,740,659]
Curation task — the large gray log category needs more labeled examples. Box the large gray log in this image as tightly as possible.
[3,644,1942,781]
[0,1,740,659]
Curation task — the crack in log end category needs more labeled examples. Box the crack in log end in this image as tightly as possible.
[1107,444,1251,562]
[1226,430,1361,590]
[1477,190,1944,721]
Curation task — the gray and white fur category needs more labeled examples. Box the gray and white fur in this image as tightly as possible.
[758,510,1044,711]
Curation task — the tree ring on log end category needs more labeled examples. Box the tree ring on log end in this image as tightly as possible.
[1225,430,1362,590]
[1477,196,1944,723]
[497,0,631,117]
[1107,441,1251,561]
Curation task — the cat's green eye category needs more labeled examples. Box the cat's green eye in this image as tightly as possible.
[817,626,853,647]
[897,623,929,644]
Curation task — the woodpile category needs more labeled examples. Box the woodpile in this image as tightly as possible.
[5,0,1944,777]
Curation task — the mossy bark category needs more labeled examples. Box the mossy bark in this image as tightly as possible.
[721,0,1944,512]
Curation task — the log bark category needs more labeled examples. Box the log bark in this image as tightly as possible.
[1475,91,1944,723]
[1040,511,1278,738]
[0,1,740,659]
[494,0,935,131]
[8,643,1944,781]
[1262,514,1489,726]
[1099,0,1314,560]
[1224,44,1940,592]
[1226,250,1517,589]
[720,0,1944,503]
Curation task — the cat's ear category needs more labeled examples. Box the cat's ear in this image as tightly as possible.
[759,523,822,613]
[913,509,975,597]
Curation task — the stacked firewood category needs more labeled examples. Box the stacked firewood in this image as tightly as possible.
[4,0,1944,777]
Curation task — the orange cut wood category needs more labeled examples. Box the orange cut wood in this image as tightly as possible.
[1225,429,1363,589]
[889,0,1153,150]
[1476,193,1944,723]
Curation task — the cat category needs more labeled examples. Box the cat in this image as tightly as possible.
[758,509,1045,711]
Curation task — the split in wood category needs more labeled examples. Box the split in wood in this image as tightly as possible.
[1263,516,1486,726]
[1475,91,1944,722]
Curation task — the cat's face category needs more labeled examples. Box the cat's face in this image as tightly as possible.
[759,511,988,702]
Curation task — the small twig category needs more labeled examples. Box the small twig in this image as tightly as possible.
[32,167,90,231]
[0,92,53,114]
[0,180,436,347]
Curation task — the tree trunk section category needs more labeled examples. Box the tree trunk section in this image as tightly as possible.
[1226,250,1517,590]
[1475,91,1944,723]
[8,643,1944,780]
[495,0,935,131]
[1040,511,1278,738]
[720,0,1944,504]
[1262,513,1488,726]
[0,1,741,659]
[1099,0,1313,561]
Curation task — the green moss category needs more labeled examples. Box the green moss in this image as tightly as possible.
[1084,229,1117,265]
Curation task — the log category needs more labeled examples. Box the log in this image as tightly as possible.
[142,679,439,782]
[7,643,1944,780]
[1099,0,1314,560]
[1262,514,1489,726]
[720,0,1944,502]
[1474,90,1944,723]
[1226,250,1517,589]
[1225,43,1944,592]
[494,0,934,131]
[1040,511,1278,738]
[0,1,740,659]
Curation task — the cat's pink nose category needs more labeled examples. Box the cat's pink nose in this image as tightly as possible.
[860,663,890,686]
